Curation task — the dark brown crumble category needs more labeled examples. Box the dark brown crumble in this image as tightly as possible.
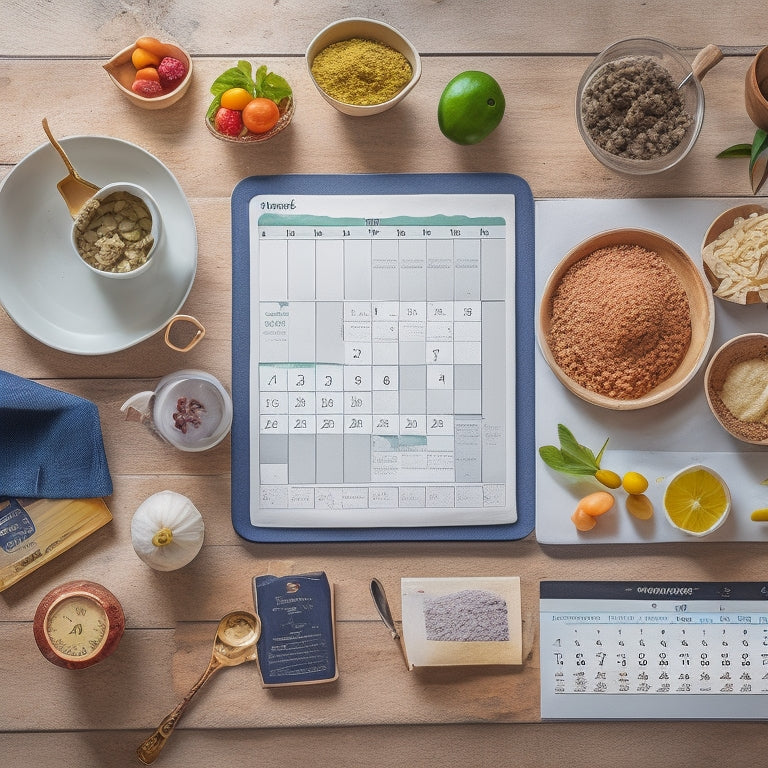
[581,55,693,160]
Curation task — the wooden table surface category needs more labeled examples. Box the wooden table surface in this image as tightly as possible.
[3,2,768,766]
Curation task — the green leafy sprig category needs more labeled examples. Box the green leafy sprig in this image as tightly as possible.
[206,61,292,120]
[717,128,768,195]
[538,424,609,477]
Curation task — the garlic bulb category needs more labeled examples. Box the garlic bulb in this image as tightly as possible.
[130,490,204,571]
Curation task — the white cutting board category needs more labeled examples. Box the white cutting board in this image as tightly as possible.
[535,198,768,545]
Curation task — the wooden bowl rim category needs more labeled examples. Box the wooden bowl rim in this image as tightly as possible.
[704,332,768,445]
[538,228,715,410]
[701,203,768,304]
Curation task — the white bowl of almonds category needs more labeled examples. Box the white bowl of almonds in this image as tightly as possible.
[71,182,161,278]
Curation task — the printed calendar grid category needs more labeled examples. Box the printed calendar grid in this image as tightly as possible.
[540,582,768,720]
[250,208,514,519]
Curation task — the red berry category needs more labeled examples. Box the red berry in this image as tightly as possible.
[214,107,243,137]
[157,56,187,89]
[131,78,164,97]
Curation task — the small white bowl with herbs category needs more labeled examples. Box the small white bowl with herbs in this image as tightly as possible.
[206,60,294,143]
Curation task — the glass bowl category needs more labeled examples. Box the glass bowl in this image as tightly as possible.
[205,96,294,143]
[576,38,714,175]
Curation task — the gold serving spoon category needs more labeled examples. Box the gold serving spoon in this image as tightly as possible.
[136,611,262,765]
[41,117,100,217]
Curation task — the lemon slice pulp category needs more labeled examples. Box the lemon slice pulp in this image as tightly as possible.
[663,465,731,536]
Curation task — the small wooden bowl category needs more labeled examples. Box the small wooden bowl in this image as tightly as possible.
[702,203,768,305]
[705,333,768,444]
[538,228,715,410]
[745,44,768,132]
[104,42,192,110]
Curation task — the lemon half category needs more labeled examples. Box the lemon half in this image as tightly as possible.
[663,465,731,537]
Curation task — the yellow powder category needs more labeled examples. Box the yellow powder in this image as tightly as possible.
[311,37,412,106]
[720,357,768,422]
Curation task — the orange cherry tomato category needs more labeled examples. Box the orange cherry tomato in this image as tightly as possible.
[221,88,254,111]
[242,97,280,134]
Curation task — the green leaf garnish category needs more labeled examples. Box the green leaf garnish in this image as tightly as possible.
[206,60,293,122]
[538,424,609,477]
[718,129,768,195]
[716,144,752,159]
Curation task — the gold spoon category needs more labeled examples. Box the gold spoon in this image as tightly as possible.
[41,117,100,218]
[136,611,262,765]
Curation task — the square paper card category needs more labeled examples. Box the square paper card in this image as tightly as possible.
[401,576,522,668]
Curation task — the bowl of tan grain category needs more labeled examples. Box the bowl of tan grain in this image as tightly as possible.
[306,18,421,116]
[705,333,768,444]
[538,228,715,410]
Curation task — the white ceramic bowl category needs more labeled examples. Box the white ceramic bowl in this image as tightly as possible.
[71,182,161,279]
[103,42,193,110]
[306,18,421,116]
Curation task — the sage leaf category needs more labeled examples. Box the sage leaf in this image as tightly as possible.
[716,144,752,159]
[750,129,768,166]
[538,424,609,478]
[749,130,768,194]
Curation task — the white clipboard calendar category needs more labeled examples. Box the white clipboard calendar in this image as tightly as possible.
[231,174,536,542]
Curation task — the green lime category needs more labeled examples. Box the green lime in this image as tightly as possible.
[438,71,505,145]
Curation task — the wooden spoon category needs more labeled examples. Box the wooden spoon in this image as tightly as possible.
[41,118,100,217]
[136,611,261,764]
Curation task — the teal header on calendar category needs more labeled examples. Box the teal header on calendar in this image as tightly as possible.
[257,213,507,227]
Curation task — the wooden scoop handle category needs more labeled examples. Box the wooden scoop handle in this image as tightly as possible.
[691,44,723,82]
[42,118,78,176]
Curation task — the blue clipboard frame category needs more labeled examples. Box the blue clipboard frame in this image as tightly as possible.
[231,173,535,542]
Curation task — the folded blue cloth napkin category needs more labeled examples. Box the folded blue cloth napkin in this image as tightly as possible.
[0,370,112,499]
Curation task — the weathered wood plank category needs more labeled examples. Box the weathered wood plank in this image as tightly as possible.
[2,0,765,56]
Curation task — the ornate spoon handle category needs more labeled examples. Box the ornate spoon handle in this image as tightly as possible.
[136,658,222,764]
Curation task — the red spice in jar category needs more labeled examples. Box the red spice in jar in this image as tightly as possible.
[546,244,691,399]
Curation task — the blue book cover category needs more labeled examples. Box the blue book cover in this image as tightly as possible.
[252,571,338,686]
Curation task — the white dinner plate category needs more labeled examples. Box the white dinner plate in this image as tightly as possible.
[0,135,197,354]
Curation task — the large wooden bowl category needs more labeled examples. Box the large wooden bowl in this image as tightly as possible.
[538,228,715,410]
[701,204,768,305]
[705,333,768,444]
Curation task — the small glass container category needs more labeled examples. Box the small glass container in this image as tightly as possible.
[122,369,233,452]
